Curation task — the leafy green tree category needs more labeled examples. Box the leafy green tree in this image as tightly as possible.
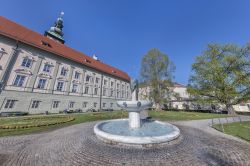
[188,44,250,114]
[140,48,175,110]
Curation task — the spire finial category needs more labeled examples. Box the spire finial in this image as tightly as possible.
[60,11,64,18]
[44,12,65,44]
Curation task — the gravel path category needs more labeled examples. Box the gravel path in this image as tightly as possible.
[0,117,249,166]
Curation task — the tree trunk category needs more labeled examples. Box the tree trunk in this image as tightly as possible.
[155,103,161,111]
[226,104,236,115]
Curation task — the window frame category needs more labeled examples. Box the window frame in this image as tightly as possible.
[52,101,60,109]
[56,81,64,91]
[4,99,17,109]
[72,84,78,93]
[21,58,32,68]
[84,86,89,94]
[43,64,51,73]
[0,48,5,60]
[31,100,41,109]
[13,75,26,87]
[69,101,75,108]
[83,102,88,108]
[74,71,80,79]
[37,78,47,89]
[60,67,67,76]
[86,75,91,82]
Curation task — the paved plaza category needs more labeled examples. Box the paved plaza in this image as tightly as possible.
[0,118,250,166]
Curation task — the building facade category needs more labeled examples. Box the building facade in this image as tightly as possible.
[0,15,131,114]
[139,83,250,112]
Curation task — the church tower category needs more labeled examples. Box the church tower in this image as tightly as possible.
[44,12,65,44]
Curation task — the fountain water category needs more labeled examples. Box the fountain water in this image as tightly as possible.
[94,79,180,145]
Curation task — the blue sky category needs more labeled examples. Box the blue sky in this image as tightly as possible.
[1,0,250,84]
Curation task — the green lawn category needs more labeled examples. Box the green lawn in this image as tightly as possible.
[149,110,230,121]
[0,111,128,137]
[0,110,230,137]
[213,121,250,142]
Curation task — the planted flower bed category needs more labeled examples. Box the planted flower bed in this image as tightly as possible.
[0,116,75,129]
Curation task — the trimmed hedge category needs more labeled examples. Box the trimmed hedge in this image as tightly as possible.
[236,112,250,116]
[0,112,29,117]
[0,116,75,129]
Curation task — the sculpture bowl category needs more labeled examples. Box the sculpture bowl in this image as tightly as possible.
[117,100,153,112]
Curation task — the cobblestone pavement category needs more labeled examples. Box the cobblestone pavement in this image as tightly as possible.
[0,121,250,166]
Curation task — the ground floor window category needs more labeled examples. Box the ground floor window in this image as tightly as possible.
[102,103,106,108]
[93,102,97,108]
[52,101,60,108]
[94,87,98,95]
[110,103,113,108]
[69,102,75,108]
[83,102,88,108]
[103,89,106,96]
[84,86,89,94]
[4,99,17,109]
[31,100,41,109]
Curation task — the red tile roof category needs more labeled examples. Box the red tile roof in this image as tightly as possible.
[0,16,130,82]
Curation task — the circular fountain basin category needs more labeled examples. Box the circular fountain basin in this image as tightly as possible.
[94,119,180,145]
[117,101,153,112]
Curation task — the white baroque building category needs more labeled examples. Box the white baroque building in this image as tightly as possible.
[139,83,250,113]
[0,15,131,114]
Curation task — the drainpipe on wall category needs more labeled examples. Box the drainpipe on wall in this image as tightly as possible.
[0,40,19,93]
[99,74,104,111]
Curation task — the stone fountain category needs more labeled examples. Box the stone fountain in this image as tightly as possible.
[94,79,180,145]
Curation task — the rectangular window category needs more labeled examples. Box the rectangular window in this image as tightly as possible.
[60,67,67,76]
[0,48,5,60]
[31,100,41,109]
[110,103,113,108]
[86,75,91,82]
[72,84,78,93]
[21,58,32,68]
[93,102,97,108]
[56,81,64,91]
[69,102,75,108]
[95,77,100,84]
[104,80,107,86]
[52,101,60,108]
[4,99,17,108]
[102,103,106,108]
[37,78,46,89]
[117,84,120,89]
[74,72,80,79]
[94,87,98,95]
[43,64,51,72]
[84,86,89,94]
[103,89,106,96]
[13,75,26,87]
[83,102,88,108]
[111,82,114,87]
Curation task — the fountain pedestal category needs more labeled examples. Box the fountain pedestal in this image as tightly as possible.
[129,112,140,128]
